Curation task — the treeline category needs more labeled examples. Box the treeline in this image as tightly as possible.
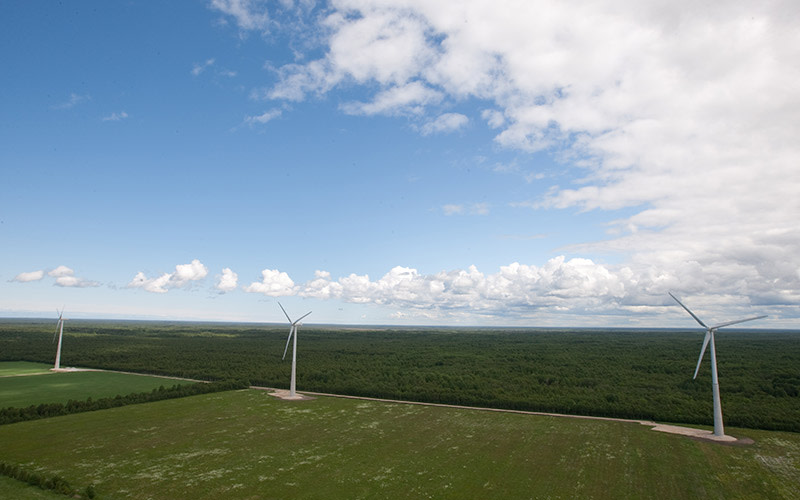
[0,379,248,426]
[1,320,799,432]
[0,461,96,498]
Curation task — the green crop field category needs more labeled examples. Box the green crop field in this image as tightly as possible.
[1,389,799,499]
[0,362,192,408]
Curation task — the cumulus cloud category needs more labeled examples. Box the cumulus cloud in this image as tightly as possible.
[29,266,100,288]
[244,268,297,296]
[128,259,209,293]
[212,0,800,317]
[286,258,641,320]
[216,268,239,292]
[12,270,45,282]
[341,81,442,116]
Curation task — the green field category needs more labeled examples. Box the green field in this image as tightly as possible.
[0,362,192,408]
[0,362,53,377]
[1,389,799,499]
[0,476,65,499]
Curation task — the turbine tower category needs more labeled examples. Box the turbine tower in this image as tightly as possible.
[52,308,67,371]
[279,302,311,398]
[669,292,766,437]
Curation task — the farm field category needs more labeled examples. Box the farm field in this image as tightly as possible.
[1,389,799,499]
[0,362,192,408]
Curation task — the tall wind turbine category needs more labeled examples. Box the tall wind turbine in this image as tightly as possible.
[52,308,67,371]
[669,293,766,437]
[279,302,311,398]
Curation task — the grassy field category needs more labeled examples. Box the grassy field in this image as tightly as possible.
[0,476,65,499]
[1,389,798,499]
[0,361,52,377]
[0,362,192,408]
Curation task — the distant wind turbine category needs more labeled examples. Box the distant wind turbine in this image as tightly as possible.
[669,292,766,437]
[279,302,311,399]
[52,308,67,371]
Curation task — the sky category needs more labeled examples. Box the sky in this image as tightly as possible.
[1,0,799,328]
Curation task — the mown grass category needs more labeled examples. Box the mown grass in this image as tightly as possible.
[1,389,798,499]
[0,362,192,408]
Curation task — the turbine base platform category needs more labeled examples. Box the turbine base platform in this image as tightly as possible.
[49,367,80,373]
[268,389,315,401]
[649,424,750,444]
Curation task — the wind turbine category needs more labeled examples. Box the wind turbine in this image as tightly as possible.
[52,308,67,371]
[279,302,311,398]
[669,292,766,437]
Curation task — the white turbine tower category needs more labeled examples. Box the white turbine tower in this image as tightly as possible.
[52,308,67,371]
[669,292,766,437]
[279,302,311,399]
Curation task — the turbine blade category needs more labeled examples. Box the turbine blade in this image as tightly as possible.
[293,311,312,325]
[278,302,292,323]
[711,315,767,330]
[669,292,708,329]
[693,331,711,379]
[282,326,294,360]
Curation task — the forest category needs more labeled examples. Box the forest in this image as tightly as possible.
[1,319,798,432]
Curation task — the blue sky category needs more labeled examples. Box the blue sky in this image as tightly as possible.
[2,1,798,327]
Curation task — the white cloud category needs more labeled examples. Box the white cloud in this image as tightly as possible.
[420,112,468,135]
[249,0,800,316]
[44,266,99,288]
[129,271,171,294]
[210,0,271,32]
[245,108,282,125]
[12,270,44,282]
[442,204,463,216]
[102,111,128,122]
[128,259,209,293]
[52,93,90,110]
[341,81,442,116]
[288,258,635,320]
[442,203,488,216]
[216,268,239,292]
[192,58,216,76]
[172,259,209,285]
[244,268,297,296]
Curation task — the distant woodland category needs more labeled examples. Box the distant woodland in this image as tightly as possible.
[1,320,798,432]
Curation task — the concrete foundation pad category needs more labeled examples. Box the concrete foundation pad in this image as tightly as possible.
[268,389,316,401]
[648,423,748,444]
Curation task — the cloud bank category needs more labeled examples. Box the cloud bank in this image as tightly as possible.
[212,0,800,320]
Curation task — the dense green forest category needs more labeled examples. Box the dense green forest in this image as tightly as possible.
[1,319,798,432]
